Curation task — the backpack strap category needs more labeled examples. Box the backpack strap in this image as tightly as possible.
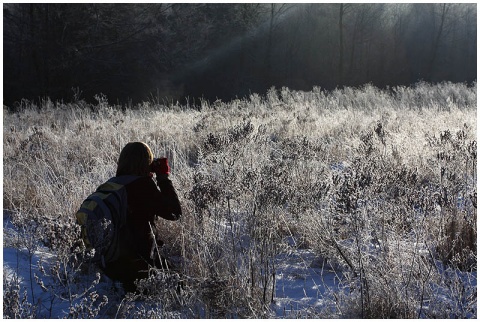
[87,194,113,218]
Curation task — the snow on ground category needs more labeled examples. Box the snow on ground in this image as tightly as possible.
[3,242,124,318]
[3,245,342,318]
[3,246,68,318]
[3,216,343,318]
[5,214,475,318]
[272,249,344,318]
[2,216,111,318]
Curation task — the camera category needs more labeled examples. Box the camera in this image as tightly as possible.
[150,158,170,174]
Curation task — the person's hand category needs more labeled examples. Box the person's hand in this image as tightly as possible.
[151,158,170,176]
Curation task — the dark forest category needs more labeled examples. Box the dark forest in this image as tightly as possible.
[3,3,477,107]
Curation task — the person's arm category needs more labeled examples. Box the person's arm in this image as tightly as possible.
[151,158,182,220]
[154,175,182,220]
[127,176,181,221]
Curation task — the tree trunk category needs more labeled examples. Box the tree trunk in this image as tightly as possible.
[427,3,448,81]
[338,4,344,85]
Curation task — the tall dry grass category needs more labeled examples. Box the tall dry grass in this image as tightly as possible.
[3,81,477,318]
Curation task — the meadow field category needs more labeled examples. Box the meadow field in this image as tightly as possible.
[3,82,477,318]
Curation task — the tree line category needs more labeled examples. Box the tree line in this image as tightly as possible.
[3,3,477,107]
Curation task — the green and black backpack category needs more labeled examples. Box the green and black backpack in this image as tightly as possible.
[75,176,138,267]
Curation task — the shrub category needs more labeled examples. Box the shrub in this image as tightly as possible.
[3,83,476,318]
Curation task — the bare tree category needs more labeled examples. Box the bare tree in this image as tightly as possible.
[338,4,347,84]
[264,3,292,86]
[426,3,450,81]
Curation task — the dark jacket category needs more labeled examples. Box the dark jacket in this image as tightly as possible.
[124,175,181,259]
[102,175,182,291]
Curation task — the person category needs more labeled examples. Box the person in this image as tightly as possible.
[101,141,182,292]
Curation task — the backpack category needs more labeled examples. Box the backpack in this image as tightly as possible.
[75,175,139,267]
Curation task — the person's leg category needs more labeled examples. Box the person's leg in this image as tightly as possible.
[102,256,150,293]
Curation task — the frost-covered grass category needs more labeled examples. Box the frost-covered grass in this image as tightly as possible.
[3,82,477,318]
